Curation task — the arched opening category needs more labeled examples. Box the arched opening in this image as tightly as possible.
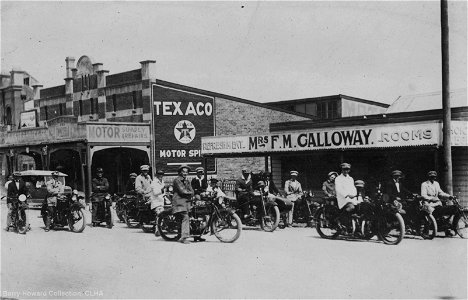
[91,147,149,193]
[50,149,83,191]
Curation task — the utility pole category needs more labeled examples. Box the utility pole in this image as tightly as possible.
[441,0,453,194]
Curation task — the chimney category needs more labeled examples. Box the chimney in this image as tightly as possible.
[32,84,43,100]
[93,63,103,73]
[10,68,24,87]
[0,73,10,88]
[65,56,76,78]
[71,68,77,78]
[140,60,156,81]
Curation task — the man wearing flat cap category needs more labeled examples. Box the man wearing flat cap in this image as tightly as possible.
[322,171,338,198]
[135,165,153,202]
[284,170,303,226]
[206,178,228,205]
[125,173,138,193]
[235,168,253,220]
[385,170,412,202]
[421,170,459,236]
[45,171,65,231]
[334,163,359,226]
[172,165,194,243]
[191,167,208,200]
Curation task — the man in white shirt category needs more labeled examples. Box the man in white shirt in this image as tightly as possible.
[334,163,358,229]
[284,170,303,226]
[151,169,166,236]
[206,178,228,205]
[421,170,458,236]
[135,165,153,202]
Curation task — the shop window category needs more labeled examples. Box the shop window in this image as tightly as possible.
[132,91,137,109]
[295,103,306,114]
[112,94,117,112]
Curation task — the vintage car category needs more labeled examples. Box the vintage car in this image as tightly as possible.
[16,170,85,208]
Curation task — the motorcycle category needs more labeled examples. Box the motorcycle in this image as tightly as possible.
[41,190,86,233]
[136,195,158,233]
[292,191,320,227]
[7,194,29,234]
[230,185,280,232]
[315,188,405,245]
[116,193,139,227]
[432,196,468,238]
[90,193,113,228]
[397,194,437,240]
[157,194,242,243]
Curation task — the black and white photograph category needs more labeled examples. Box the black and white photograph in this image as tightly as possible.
[1,1,467,299]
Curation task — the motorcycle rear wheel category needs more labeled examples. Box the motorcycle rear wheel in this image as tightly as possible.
[68,208,86,233]
[377,212,405,245]
[315,207,339,239]
[418,214,437,240]
[360,219,376,240]
[455,211,468,239]
[157,211,181,241]
[260,206,280,232]
[16,210,27,234]
[211,210,242,243]
[141,224,155,233]
[124,209,139,228]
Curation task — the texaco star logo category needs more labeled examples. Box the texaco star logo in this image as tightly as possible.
[174,120,196,144]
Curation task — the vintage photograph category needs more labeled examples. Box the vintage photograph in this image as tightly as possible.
[1,1,467,299]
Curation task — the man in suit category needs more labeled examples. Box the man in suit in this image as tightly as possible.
[45,171,65,231]
[6,172,28,231]
[235,168,253,220]
[385,170,413,201]
[172,165,194,244]
[191,167,207,200]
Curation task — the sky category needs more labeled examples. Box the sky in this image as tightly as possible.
[1,1,467,105]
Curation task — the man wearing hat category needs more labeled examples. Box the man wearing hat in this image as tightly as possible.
[235,168,253,220]
[6,172,28,231]
[172,165,194,243]
[135,165,153,200]
[191,167,208,200]
[125,173,138,193]
[421,170,459,236]
[322,171,338,198]
[284,170,303,226]
[334,163,360,228]
[45,171,65,231]
[385,170,412,202]
[206,178,228,204]
[91,167,110,226]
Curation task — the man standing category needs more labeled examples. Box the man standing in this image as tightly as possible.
[191,167,207,200]
[284,170,303,226]
[421,171,459,236]
[6,172,28,231]
[235,168,253,220]
[45,171,64,232]
[172,165,194,244]
[91,167,110,226]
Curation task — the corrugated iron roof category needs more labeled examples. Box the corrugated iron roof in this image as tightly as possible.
[386,89,467,113]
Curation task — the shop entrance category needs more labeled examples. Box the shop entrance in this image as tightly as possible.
[91,147,149,193]
[16,151,43,171]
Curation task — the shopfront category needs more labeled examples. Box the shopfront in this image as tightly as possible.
[202,118,468,205]
[0,116,151,198]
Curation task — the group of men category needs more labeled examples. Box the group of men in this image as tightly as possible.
[319,162,459,236]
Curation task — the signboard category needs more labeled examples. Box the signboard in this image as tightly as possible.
[153,84,215,174]
[20,110,37,128]
[451,121,468,146]
[86,124,150,143]
[202,122,440,155]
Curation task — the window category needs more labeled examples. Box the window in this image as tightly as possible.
[90,98,94,115]
[79,100,83,116]
[112,94,117,112]
[59,103,63,115]
[6,107,12,125]
[317,102,326,119]
[295,103,306,114]
[305,103,317,116]
[44,106,49,120]
[329,101,338,119]
[95,98,99,115]
[23,77,29,86]
[132,91,137,109]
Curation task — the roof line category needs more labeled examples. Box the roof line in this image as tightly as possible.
[267,94,389,108]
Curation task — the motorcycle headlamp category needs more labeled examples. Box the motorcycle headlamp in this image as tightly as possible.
[18,194,27,202]
[253,191,261,196]
[73,189,79,195]
[71,195,77,201]
[105,195,111,200]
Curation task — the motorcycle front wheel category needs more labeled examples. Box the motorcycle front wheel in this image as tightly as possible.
[260,206,280,232]
[377,212,405,245]
[211,210,242,243]
[315,207,339,239]
[124,209,139,228]
[418,214,437,240]
[16,209,27,234]
[360,219,376,240]
[455,211,468,239]
[157,211,181,241]
[68,208,86,233]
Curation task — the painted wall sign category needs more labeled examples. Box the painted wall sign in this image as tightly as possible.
[450,120,468,147]
[153,84,215,174]
[86,124,150,143]
[201,122,441,155]
[20,110,37,128]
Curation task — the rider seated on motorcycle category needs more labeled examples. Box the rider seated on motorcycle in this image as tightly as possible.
[263,172,292,219]
[322,171,338,198]
[135,165,153,204]
[285,170,303,227]
[334,163,360,228]
[45,171,65,232]
[235,168,253,220]
[91,167,110,226]
[206,178,228,205]
[421,171,459,237]
[6,172,29,231]
[151,169,166,236]
[125,173,138,194]
[191,167,208,201]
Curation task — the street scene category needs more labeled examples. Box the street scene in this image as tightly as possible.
[1,1,468,299]
[1,204,467,299]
